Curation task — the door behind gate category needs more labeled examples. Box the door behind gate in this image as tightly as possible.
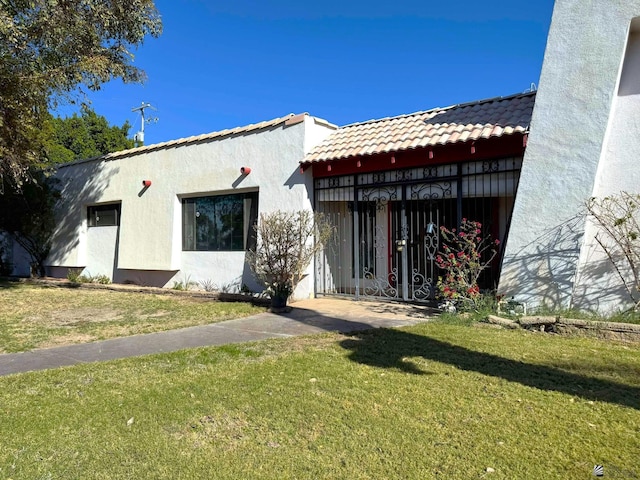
[357,182,454,303]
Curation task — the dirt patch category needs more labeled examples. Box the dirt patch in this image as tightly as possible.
[26,307,124,326]
[25,308,174,327]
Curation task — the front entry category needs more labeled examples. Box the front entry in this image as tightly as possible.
[356,185,453,302]
[315,158,521,303]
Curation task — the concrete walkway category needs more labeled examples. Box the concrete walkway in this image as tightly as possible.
[0,298,437,376]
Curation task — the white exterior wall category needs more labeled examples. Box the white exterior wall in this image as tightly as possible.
[500,0,640,313]
[44,115,335,299]
[85,226,119,278]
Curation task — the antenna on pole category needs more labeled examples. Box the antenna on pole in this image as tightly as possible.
[131,102,158,147]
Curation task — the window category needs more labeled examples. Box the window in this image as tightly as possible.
[182,192,258,251]
[88,203,121,227]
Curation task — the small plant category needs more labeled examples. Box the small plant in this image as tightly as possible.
[199,279,218,292]
[94,274,111,285]
[173,274,196,291]
[435,218,499,312]
[64,270,109,285]
[67,268,83,284]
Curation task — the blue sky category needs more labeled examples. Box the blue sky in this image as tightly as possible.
[61,0,556,144]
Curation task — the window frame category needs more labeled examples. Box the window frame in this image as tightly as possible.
[182,191,258,252]
[87,203,121,228]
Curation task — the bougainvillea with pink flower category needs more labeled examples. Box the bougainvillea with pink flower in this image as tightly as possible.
[435,218,500,310]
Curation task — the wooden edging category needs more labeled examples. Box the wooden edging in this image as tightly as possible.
[486,313,640,339]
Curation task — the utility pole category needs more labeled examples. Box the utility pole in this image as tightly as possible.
[131,102,158,147]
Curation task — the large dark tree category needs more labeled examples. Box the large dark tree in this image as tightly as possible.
[0,169,59,276]
[45,107,135,164]
[0,0,162,187]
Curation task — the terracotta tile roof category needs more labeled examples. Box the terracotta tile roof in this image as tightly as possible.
[58,112,325,168]
[303,92,535,164]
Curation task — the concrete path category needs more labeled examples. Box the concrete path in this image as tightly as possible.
[0,298,437,376]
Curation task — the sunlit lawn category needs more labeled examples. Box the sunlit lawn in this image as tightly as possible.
[0,282,265,353]
[0,317,638,479]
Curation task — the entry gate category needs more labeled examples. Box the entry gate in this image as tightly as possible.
[315,158,521,303]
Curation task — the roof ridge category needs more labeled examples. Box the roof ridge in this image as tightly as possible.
[303,91,536,164]
[57,112,310,168]
[340,91,536,129]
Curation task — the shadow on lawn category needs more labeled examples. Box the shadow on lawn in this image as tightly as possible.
[340,328,640,410]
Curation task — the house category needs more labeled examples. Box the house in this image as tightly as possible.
[8,93,534,304]
[8,0,640,313]
[10,114,336,298]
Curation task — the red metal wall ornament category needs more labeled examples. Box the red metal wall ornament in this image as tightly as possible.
[240,167,252,175]
[142,180,152,187]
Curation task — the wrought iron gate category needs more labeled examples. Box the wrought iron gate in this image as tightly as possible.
[315,158,522,303]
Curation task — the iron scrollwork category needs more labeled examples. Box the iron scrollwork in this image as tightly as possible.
[423,167,439,179]
[482,160,500,173]
[410,269,434,301]
[409,182,452,200]
[361,186,398,211]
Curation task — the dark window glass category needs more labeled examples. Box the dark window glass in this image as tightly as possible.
[88,203,121,227]
[182,192,258,251]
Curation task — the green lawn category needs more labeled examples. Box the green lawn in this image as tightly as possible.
[0,320,638,479]
[0,282,266,352]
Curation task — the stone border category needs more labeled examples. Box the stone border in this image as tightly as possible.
[486,314,640,343]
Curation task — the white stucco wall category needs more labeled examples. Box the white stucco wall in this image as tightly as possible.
[500,0,640,313]
[84,226,119,278]
[43,114,336,299]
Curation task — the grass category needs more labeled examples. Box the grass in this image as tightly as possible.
[0,319,638,479]
[0,282,266,353]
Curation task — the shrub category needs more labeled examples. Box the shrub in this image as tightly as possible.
[586,192,640,310]
[67,269,111,285]
[435,218,499,311]
[246,211,332,305]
